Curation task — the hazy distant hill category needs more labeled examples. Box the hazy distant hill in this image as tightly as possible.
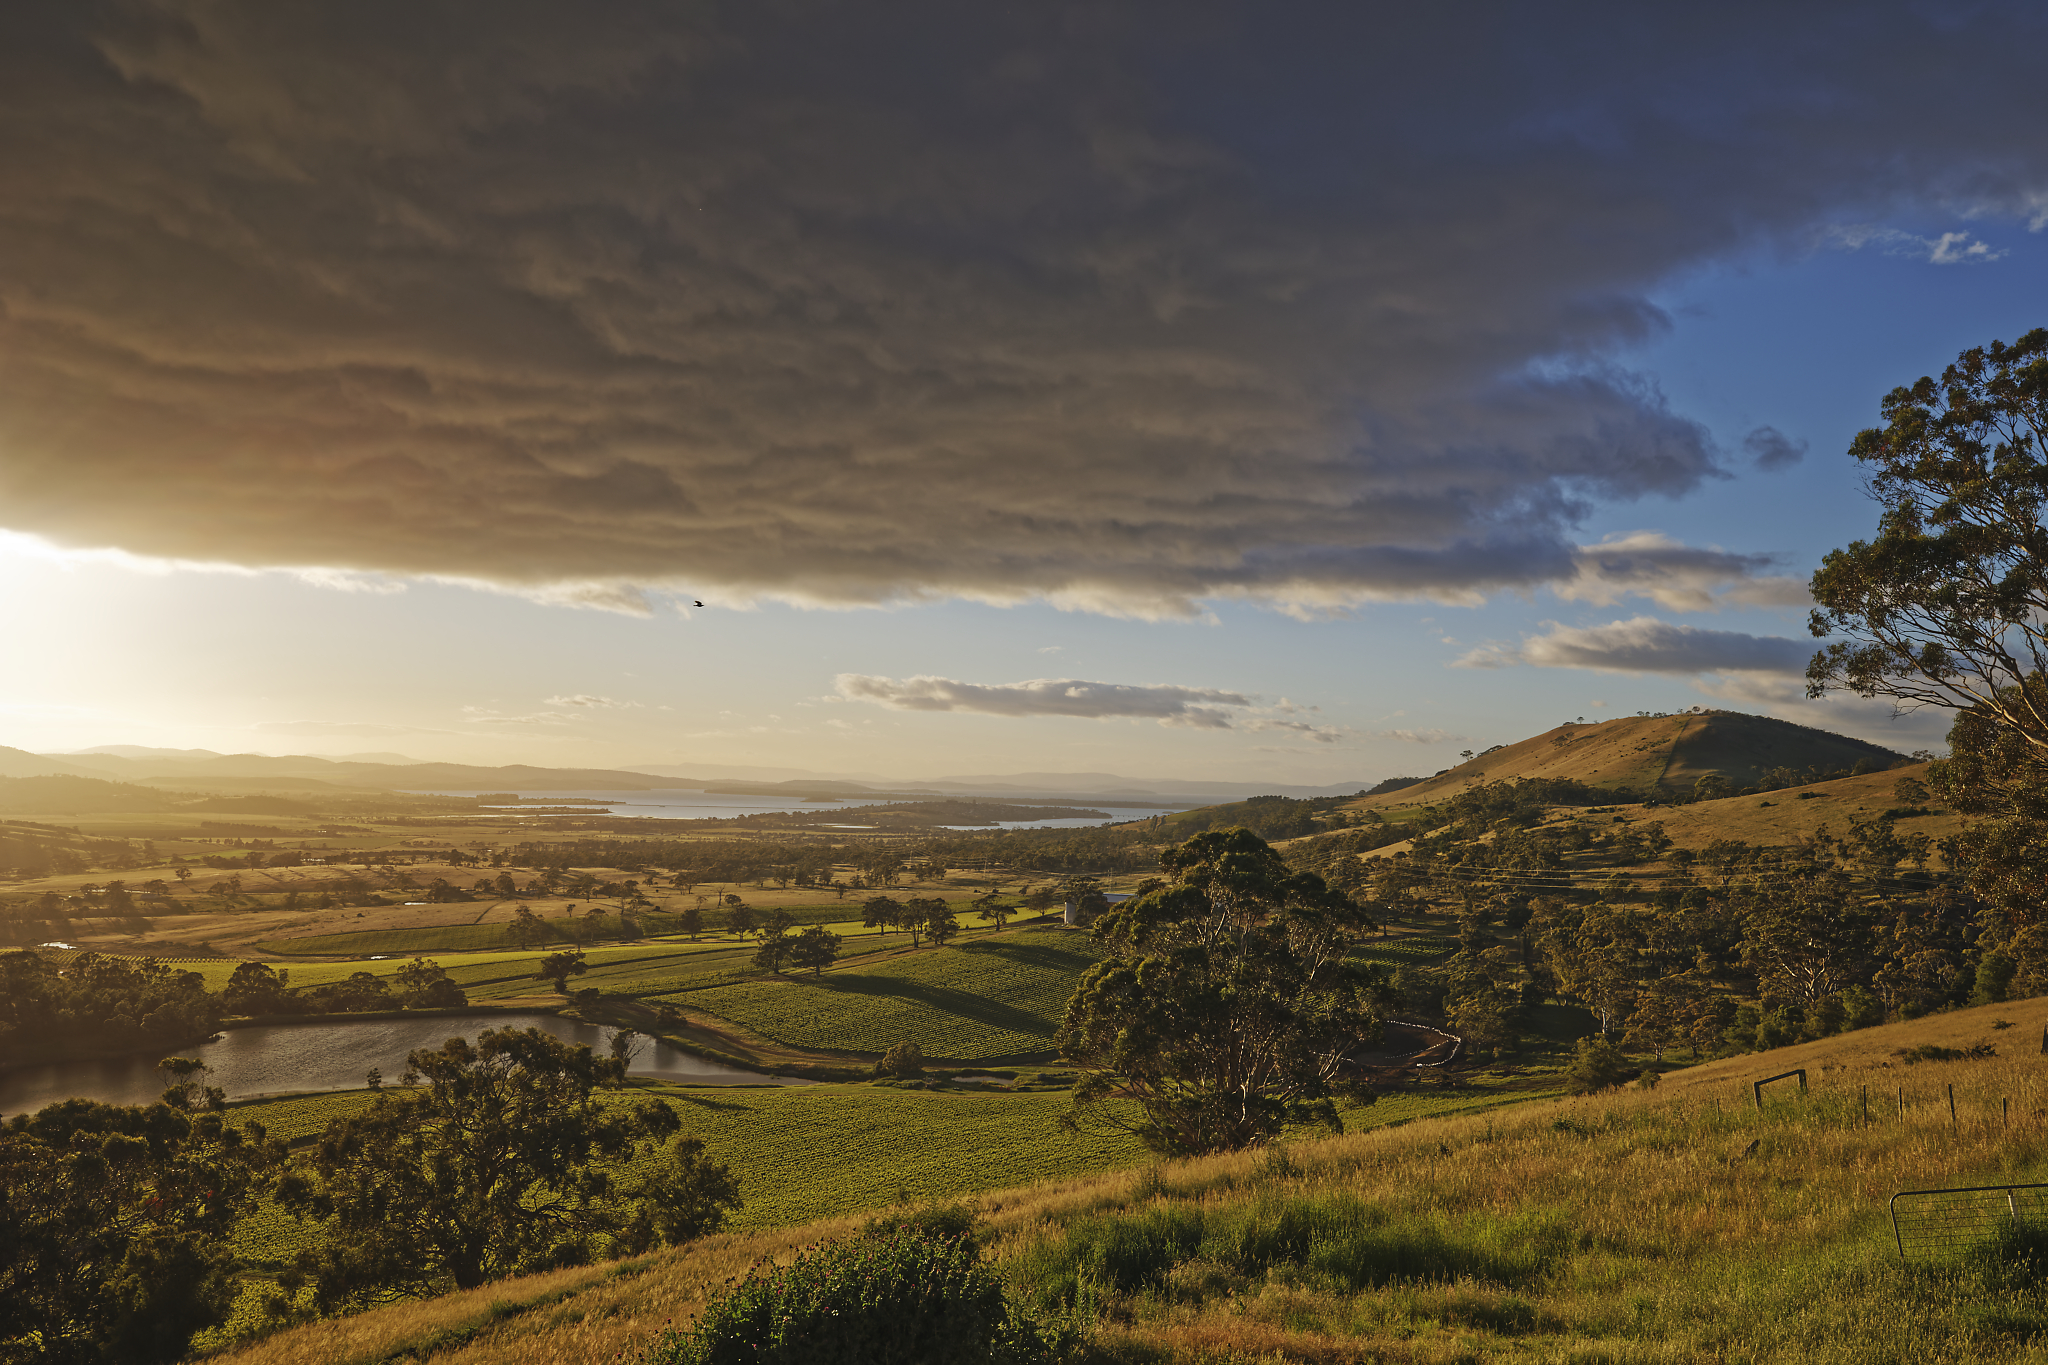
[1352,710,1909,807]
[41,751,677,791]
[0,774,177,813]
[44,750,1373,803]
[0,747,100,780]
[624,764,1372,801]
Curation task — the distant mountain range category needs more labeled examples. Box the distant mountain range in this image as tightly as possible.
[2,709,1922,823]
[17,745,1371,804]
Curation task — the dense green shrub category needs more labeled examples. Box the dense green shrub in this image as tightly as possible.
[1565,1036,1635,1093]
[873,1041,925,1078]
[1010,1190,1571,1323]
[641,1225,1055,1364]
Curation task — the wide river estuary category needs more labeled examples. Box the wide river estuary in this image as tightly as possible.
[0,1011,807,1116]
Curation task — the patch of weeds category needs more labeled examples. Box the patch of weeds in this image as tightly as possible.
[1897,1044,1995,1064]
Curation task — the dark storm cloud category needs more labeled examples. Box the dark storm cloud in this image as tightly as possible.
[2,2,2045,615]
[1559,533,1808,611]
[1742,426,1809,471]
[1456,617,1811,675]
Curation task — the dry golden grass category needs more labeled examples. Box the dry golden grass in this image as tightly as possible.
[1632,761,1964,850]
[209,995,2048,1365]
[1347,710,1928,817]
[206,1165,1155,1365]
[1654,993,2048,1096]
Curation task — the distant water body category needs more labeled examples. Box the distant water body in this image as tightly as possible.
[0,1012,805,1117]
[407,788,1187,830]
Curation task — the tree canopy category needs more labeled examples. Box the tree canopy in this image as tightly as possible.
[1808,327,2048,738]
[1,1098,284,1364]
[1057,827,1383,1155]
[1806,327,2048,966]
[275,1027,739,1311]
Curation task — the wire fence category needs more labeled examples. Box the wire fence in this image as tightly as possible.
[1890,1183,2048,1259]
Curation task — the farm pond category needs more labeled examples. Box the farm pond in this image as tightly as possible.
[0,1011,808,1116]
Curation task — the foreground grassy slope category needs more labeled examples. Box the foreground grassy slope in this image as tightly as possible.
[212,996,2048,1365]
[667,927,1105,1060]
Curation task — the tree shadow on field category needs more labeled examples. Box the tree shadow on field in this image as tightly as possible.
[954,937,1099,973]
[789,974,1054,1038]
[648,1090,750,1111]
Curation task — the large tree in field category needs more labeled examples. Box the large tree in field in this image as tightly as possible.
[789,925,841,975]
[1057,828,1382,1156]
[974,892,1012,931]
[1806,328,2048,954]
[276,1028,739,1312]
[534,949,587,994]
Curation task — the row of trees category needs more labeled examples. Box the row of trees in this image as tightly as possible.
[860,895,963,946]
[0,951,221,1062]
[221,959,465,1017]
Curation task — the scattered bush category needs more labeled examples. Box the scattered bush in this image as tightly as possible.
[641,1225,1058,1364]
[874,1041,925,1078]
[859,1200,983,1245]
[1565,1036,1635,1094]
[1011,1191,1570,1324]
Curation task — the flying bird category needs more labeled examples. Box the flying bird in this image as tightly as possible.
[694,600,704,607]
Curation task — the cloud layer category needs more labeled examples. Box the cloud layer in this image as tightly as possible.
[1557,533,1808,613]
[1457,617,1812,675]
[1,3,2045,615]
[836,673,1345,741]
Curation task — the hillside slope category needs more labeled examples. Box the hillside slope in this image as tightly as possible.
[1643,761,1964,848]
[208,997,2048,1365]
[1350,709,1909,809]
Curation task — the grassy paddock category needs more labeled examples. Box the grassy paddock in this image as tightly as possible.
[220,1082,1155,1277]
[1010,1045,2048,1364]
[208,1041,2048,1365]
[668,928,1106,1060]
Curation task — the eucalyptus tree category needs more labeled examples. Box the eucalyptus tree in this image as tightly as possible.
[276,1028,738,1312]
[1058,828,1383,1155]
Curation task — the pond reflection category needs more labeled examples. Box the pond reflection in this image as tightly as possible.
[0,1011,806,1116]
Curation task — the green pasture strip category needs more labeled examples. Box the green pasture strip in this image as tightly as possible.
[231,1090,382,1145]
[165,942,722,993]
[253,911,894,963]
[256,922,532,955]
[459,923,958,1003]
[224,1084,1152,1271]
[1352,935,1459,965]
[660,1084,1153,1229]
[220,1076,1534,1274]
[668,928,1106,1061]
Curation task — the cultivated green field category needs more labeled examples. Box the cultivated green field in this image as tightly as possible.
[252,900,989,959]
[221,1081,1153,1270]
[668,928,1106,1060]
[220,1073,1525,1274]
[1354,934,1458,965]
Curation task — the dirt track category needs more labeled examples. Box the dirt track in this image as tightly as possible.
[1352,1021,1460,1070]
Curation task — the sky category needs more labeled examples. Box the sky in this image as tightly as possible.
[3,1,2045,784]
